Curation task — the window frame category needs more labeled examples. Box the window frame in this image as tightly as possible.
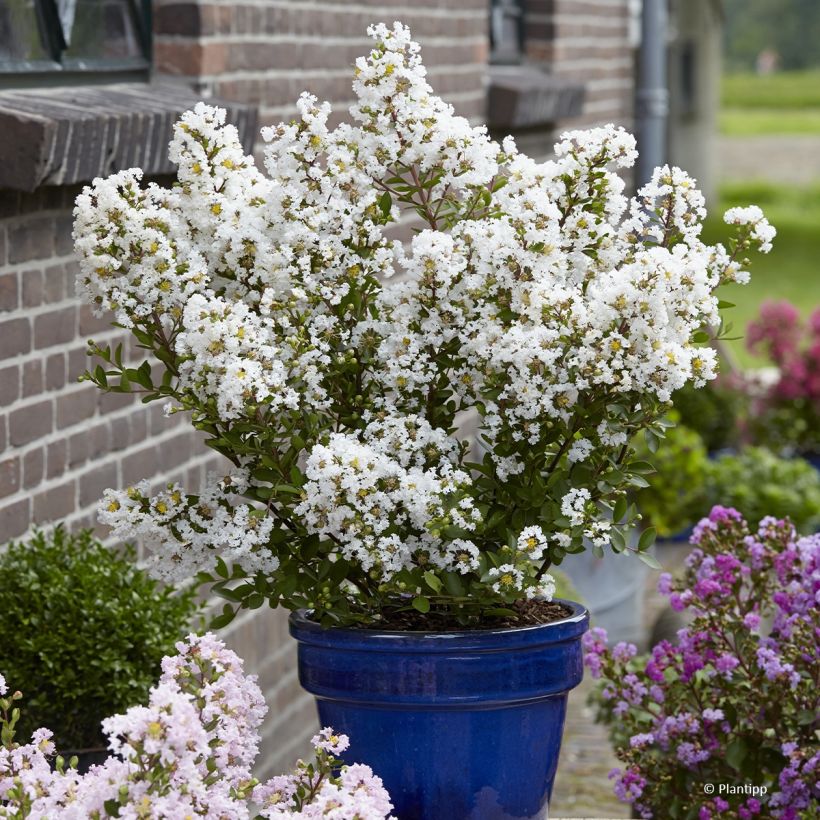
[0,0,152,85]
[490,0,525,65]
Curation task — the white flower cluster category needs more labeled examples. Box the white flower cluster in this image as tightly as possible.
[724,205,777,253]
[99,472,278,582]
[295,414,482,578]
[74,22,773,610]
[0,634,394,820]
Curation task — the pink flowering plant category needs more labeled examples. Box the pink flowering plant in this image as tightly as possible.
[73,23,773,626]
[0,634,394,819]
[746,300,820,456]
[584,507,820,819]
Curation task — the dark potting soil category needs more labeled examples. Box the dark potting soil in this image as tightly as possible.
[364,598,573,632]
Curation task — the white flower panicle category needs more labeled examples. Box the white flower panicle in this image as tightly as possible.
[0,634,395,819]
[99,473,279,582]
[295,414,481,579]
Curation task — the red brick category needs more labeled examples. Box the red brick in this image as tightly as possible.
[32,480,75,524]
[99,390,135,414]
[79,461,117,507]
[34,305,76,349]
[79,304,114,336]
[0,273,18,311]
[22,447,44,489]
[22,359,43,397]
[0,317,31,358]
[0,365,19,406]
[54,215,75,257]
[122,444,160,485]
[45,352,66,390]
[56,387,96,429]
[154,40,228,75]
[21,269,43,307]
[9,399,52,446]
[68,421,110,468]
[43,263,68,303]
[0,498,30,541]
[67,345,89,383]
[0,457,20,498]
[8,217,55,264]
[46,439,67,480]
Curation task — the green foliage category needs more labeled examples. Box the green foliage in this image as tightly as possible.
[671,382,743,452]
[632,419,709,538]
[723,0,820,73]
[719,107,820,136]
[722,69,820,109]
[704,447,820,532]
[0,527,199,752]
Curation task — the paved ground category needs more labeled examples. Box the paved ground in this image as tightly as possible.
[717,134,820,184]
[550,675,629,819]
[549,540,692,818]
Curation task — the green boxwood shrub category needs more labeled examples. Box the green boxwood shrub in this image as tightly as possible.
[0,527,199,752]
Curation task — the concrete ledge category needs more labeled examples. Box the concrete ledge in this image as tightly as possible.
[0,83,257,192]
[488,66,585,129]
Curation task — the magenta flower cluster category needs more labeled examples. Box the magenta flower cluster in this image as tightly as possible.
[0,634,394,819]
[584,506,819,819]
[747,300,820,415]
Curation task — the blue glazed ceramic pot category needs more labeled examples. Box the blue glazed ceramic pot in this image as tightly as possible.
[289,600,589,820]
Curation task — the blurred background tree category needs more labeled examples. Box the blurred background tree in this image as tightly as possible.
[724,0,820,72]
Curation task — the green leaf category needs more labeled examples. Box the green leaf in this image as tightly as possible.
[411,596,430,614]
[610,527,627,553]
[423,571,443,593]
[104,799,122,816]
[613,496,628,523]
[442,572,466,597]
[484,607,518,618]
[637,551,662,570]
[378,191,393,217]
[210,604,237,629]
[726,737,748,772]
[638,526,657,551]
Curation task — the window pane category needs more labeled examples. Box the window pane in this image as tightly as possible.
[0,0,51,62]
[63,0,143,62]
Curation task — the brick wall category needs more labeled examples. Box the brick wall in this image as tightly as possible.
[153,0,489,131]
[0,0,489,780]
[524,0,636,131]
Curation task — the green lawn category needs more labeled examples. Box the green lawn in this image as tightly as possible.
[723,70,820,109]
[703,182,820,367]
[720,107,820,136]
[720,70,820,135]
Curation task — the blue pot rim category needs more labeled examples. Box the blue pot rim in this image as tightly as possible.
[289,598,589,654]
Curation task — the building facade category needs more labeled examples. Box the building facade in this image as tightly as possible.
[0,0,714,775]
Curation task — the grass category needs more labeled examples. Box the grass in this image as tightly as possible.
[720,70,820,136]
[703,182,820,367]
[720,108,820,136]
[722,69,820,109]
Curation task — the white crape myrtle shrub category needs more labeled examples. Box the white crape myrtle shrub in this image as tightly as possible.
[74,23,773,627]
[0,634,395,819]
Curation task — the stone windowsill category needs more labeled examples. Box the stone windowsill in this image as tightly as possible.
[0,82,257,193]
[488,65,586,130]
